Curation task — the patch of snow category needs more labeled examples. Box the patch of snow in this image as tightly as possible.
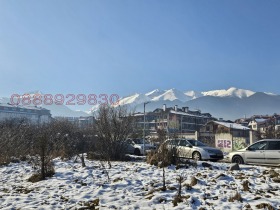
[214,121,250,130]
[184,90,202,99]
[264,92,277,96]
[145,89,165,99]
[114,93,151,107]
[202,87,255,98]
[254,118,268,123]
[0,159,279,209]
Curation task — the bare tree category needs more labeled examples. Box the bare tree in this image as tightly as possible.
[0,119,33,164]
[156,128,167,144]
[94,105,135,162]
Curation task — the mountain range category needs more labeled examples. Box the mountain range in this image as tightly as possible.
[101,87,280,120]
[1,87,279,120]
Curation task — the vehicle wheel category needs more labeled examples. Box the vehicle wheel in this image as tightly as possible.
[232,156,244,164]
[192,152,201,161]
[134,148,141,156]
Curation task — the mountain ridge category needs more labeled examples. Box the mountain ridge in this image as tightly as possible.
[106,87,280,120]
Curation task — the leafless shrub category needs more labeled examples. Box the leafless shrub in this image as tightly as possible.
[94,105,135,162]
[242,180,250,191]
[147,142,179,192]
[100,160,110,183]
[176,174,185,197]
[228,191,243,202]
[0,119,34,164]
[147,142,178,167]
[28,120,89,181]
[190,176,198,186]
[255,203,275,210]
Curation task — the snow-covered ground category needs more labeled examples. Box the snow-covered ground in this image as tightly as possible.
[0,158,279,209]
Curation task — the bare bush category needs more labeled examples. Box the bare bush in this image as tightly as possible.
[27,120,89,181]
[228,191,243,202]
[94,105,135,162]
[147,141,178,167]
[0,119,34,164]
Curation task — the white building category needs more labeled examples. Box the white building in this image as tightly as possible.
[0,103,52,124]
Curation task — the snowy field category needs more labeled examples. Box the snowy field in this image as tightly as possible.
[0,158,280,210]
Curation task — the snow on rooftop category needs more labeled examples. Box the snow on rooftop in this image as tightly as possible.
[214,121,250,130]
[170,110,206,118]
[255,118,268,123]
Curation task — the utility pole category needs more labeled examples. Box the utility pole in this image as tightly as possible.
[143,101,150,155]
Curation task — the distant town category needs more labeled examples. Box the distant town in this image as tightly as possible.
[1,101,279,153]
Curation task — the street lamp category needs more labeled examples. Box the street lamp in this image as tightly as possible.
[143,101,150,155]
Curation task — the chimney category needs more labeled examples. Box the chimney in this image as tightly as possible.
[174,105,178,112]
[182,106,189,112]
[163,104,166,112]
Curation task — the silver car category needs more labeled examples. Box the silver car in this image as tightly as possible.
[164,139,224,161]
[124,139,142,156]
[133,139,156,151]
[229,139,280,166]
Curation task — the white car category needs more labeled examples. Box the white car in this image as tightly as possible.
[132,139,156,151]
[124,139,143,156]
[164,139,224,161]
[228,139,280,166]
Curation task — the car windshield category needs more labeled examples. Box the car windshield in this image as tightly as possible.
[188,140,207,147]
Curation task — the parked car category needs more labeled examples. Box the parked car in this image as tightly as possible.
[132,139,156,152]
[163,139,224,161]
[228,139,280,166]
[124,139,143,156]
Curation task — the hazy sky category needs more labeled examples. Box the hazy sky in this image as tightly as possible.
[0,0,280,98]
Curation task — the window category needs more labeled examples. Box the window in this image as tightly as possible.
[248,141,267,150]
[179,140,192,147]
[188,140,207,147]
[267,141,280,150]
[167,140,180,146]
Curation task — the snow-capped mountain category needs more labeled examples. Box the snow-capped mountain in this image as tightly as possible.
[202,87,255,98]
[145,89,165,99]
[117,93,151,106]
[184,90,202,99]
[88,87,280,120]
[152,88,192,102]
[107,87,259,106]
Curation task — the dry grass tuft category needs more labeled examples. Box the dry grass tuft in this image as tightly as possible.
[190,176,198,186]
[242,180,250,191]
[255,203,275,210]
[228,192,243,202]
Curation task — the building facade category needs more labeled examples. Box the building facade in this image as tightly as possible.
[199,121,254,152]
[133,105,214,138]
[0,103,52,124]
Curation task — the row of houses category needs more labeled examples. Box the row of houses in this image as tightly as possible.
[236,115,280,133]
[133,105,274,152]
[1,102,279,152]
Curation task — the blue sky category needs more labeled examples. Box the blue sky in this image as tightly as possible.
[0,0,280,99]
